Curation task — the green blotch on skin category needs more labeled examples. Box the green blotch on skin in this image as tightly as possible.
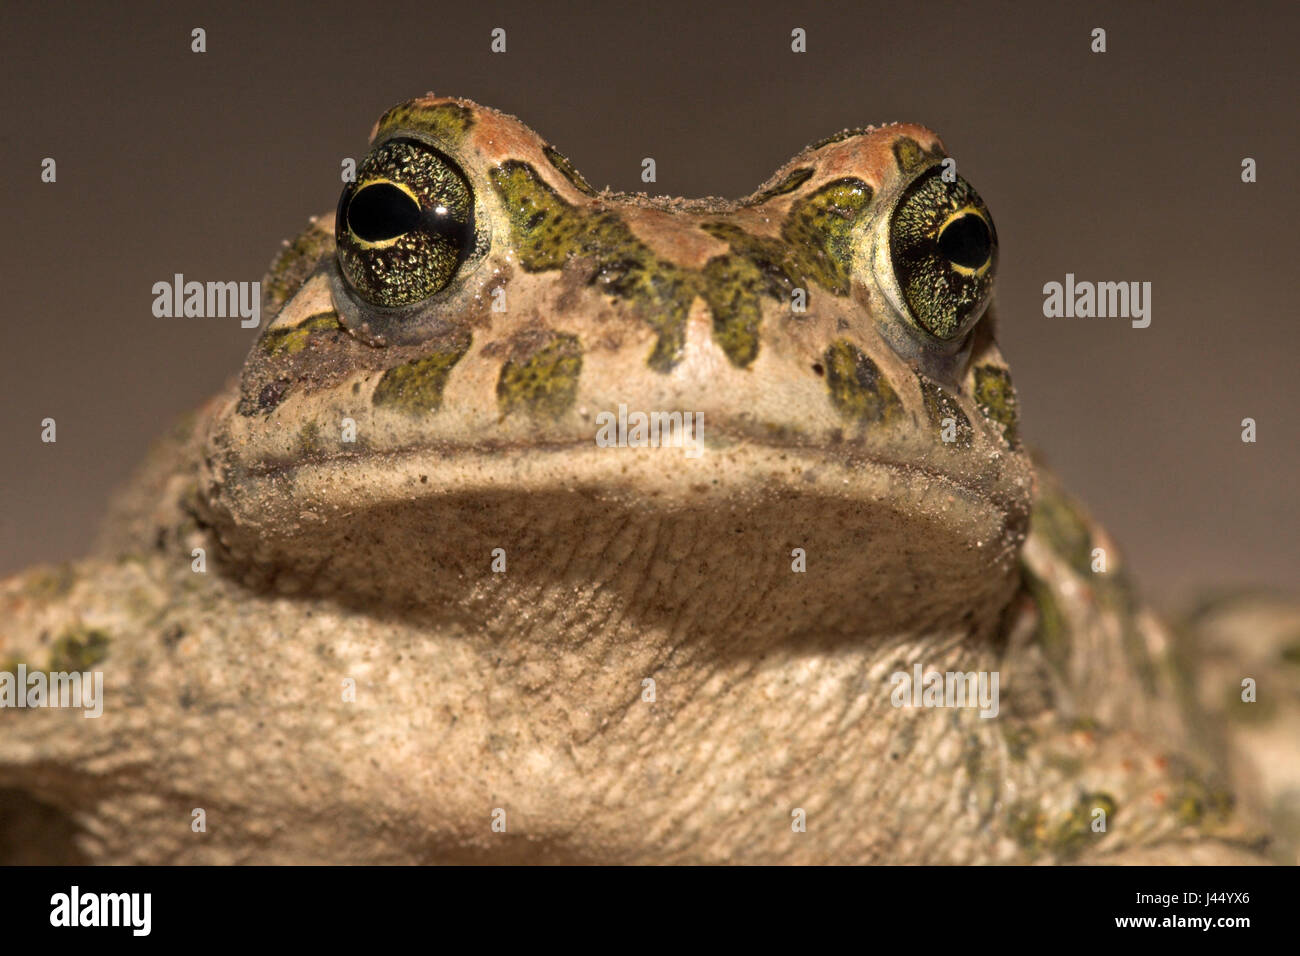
[1280,639,1300,665]
[490,161,872,372]
[781,178,874,296]
[1031,483,1094,577]
[489,160,586,271]
[823,340,903,425]
[297,421,321,455]
[489,160,700,372]
[259,312,342,357]
[372,338,470,415]
[1172,775,1234,827]
[1031,486,1161,695]
[1023,564,1068,676]
[744,166,815,206]
[1009,791,1117,861]
[264,223,334,316]
[893,136,943,173]
[1007,803,1044,856]
[972,365,1019,446]
[699,222,798,368]
[497,333,583,419]
[918,376,972,448]
[543,145,598,197]
[701,253,764,367]
[1039,510,1158,696]
[47,627,111,672]
[375,101,474,146]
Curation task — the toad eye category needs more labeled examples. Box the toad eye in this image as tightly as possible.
[336,138,475,307]
[888,167,997,341]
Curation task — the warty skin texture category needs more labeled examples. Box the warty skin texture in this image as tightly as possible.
[0,96,1279,864]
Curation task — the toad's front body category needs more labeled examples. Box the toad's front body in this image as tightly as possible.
[0,96,1278,864]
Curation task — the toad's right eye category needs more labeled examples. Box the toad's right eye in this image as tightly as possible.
[335,138,475,308]
[886,166,998,342]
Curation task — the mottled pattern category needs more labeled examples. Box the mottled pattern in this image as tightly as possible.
[259,312,343,357]
[47,626,111,672]
[0,95,1278,868]
[253,379,291,414]
[375,101,475,146]
[698,222,798,367]
[496,332,583,419]
[1028,473,1159,696]
[892,135,944,174]
[543,145,599,197]
[1007,791,1118,861]
[490,161,877,371]
[780,178,874,296]
[489,160,611,271]
[823,340,903,425]
[1022,562,1069,674]
[263,221,333,316]
[1031,482,1095,576]
[972,365,1020,446]
[371,334,471,415]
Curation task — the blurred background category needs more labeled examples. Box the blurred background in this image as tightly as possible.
[1,0,1295,607]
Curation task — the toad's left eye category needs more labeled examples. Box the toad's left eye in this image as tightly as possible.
[888,167,997,341]
[336,138,474,307]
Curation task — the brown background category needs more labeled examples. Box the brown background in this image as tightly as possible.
[1,0,1296,605]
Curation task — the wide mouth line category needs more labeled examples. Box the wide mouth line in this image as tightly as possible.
[227,428,1025,516]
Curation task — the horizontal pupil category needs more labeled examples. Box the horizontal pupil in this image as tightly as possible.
[938,213,991,269]
[348,183,421,242]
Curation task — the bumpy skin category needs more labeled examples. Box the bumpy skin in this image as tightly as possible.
[0,96,1278,863]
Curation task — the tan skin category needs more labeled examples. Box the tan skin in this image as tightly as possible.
[0,96,1278,863]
